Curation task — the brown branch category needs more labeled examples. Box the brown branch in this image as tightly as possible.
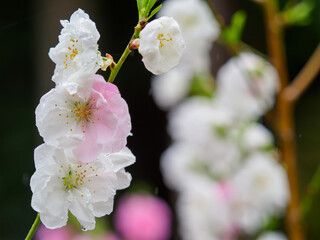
[284,44,320,102]
[262,1,305,240]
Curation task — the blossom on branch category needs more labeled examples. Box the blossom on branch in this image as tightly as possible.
[36,74,131,163]
[139,16,185,75]
[49,9,103,84]
[30,144,135,230]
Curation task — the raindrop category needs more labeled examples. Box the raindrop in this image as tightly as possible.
[81,226,87,231]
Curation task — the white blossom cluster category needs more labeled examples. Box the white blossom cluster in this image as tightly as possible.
[152,1,290,239]
[31,9,135,231]
[29,5,188,233]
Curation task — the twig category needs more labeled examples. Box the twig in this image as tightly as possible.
[262,1,305,240]
[284,44,320,102]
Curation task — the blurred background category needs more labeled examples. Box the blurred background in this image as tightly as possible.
[0,0,319,239]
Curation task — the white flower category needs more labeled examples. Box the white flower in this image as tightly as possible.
[216,52,279,120]
[30,144,135,230]
[151,67,192,109]
[49,9,103,84]
[177,179,233,240]
[158,0,220,71]
[139,16,186,75]
[230,152,289,233]
[257,231,287,240]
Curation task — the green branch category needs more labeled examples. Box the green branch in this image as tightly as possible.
[107,26,141,83]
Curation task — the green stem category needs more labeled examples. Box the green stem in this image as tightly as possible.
[25,213,40,240]
[108,46,132,83]
[107,27,141,83]
[302,164,320,216]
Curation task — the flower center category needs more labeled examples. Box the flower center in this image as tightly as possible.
[72,101,92,122]
[157,33,173,48]
[61,164,98,193]
[64,38,81,69]
[55,95,100,133]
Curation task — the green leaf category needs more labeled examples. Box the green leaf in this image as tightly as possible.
[137,0,143,13]
[138,0,149,19]
[222,10,247,45]
[147,4,162,20]
[145,0,157,16]
[282,1,315,26]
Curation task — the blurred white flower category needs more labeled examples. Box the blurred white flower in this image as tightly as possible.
[49,9,103,84]
[257,231,288,240]
[177,179,234,240]
[168,97,235,144]
[139,16,186,75]
[160,143,210,191]
[216,52,279,120]
[151,67,192,109]
[30,144,135,230]
[240,122,274,153]
[230,152,289,233]
[161,139,240,192]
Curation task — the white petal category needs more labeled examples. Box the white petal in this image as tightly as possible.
[69,191,96,230]
[32,177,69,229]
[36,87,84,148]
[34,144,55,170]
[108,147,136,172]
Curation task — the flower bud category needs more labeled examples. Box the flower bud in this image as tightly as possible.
[101,54,114,71]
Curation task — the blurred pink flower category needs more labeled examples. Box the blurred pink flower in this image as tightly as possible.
[115,194,172,240]
[36,224,73,240]
[72,232,120,240]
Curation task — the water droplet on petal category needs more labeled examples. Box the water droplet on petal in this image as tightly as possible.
[81,226,87,231]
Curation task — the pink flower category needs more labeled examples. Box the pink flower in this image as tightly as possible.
[36,224,73,240]
[114,194,172,240]
[73,75,132,162]
[36,74,131,163]
[73,233,121,240]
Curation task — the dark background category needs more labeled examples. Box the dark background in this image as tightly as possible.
[0,0,319,239]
